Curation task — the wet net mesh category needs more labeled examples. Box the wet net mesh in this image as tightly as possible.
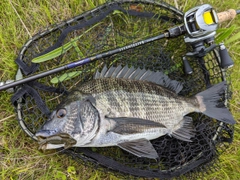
[12,0,234,179]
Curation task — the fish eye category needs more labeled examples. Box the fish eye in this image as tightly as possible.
[56,108,67,118]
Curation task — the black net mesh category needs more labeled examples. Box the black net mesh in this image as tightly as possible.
[13,0,234,179]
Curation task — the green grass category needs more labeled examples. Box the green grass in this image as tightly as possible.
[0,0,240,179]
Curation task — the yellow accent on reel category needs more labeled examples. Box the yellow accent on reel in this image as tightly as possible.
[203,11,215,25]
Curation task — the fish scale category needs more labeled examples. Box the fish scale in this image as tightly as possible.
[78,77,193,134]
[92,88,191,129]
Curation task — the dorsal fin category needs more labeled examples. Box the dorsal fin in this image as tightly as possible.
[94,65,183,94]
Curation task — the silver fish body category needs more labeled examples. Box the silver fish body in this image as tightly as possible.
[36,65,235,159]
[77,78,196,143]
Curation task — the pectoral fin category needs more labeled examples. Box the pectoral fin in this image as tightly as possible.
[107,117,166,135]
[118,139,159,159]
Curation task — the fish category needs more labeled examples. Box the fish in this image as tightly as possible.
[35,65,235,159]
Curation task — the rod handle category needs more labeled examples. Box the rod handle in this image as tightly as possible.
[217,9,237,23]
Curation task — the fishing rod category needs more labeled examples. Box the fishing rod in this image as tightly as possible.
[0,4,239,91]
[0,33,167,91]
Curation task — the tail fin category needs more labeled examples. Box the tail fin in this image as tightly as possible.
[195,81,235,125]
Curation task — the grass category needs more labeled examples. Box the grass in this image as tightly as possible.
[0,0,240,179]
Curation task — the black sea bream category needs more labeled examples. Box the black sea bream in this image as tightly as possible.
[36,65,235,159]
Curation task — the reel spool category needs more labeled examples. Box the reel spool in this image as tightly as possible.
[11,1,234,179]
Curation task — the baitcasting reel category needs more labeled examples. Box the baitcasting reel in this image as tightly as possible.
[183,4,234,75]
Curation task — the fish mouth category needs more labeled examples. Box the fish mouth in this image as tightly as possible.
[35,131,77,150]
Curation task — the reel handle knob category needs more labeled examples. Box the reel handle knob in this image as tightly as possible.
[217,9,237,23]
[182,57,193,75]
[219,43,234,69]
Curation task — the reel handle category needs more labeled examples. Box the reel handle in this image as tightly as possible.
[217,9,237,23]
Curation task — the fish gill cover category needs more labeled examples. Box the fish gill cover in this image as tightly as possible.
[11,0,234,179]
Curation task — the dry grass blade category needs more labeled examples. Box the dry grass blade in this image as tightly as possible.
[174,0,179,9]
[8,0,32,38]
[0,114,15,123]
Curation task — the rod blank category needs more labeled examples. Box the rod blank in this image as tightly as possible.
[0,33,167,91]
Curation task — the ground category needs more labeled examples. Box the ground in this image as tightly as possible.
[0,0,240,179]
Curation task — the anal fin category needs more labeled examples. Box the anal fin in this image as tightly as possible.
[118,138,159,159]
[172,116,196,142]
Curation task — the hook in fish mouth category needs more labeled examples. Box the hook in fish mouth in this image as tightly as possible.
[36,132,77,150]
